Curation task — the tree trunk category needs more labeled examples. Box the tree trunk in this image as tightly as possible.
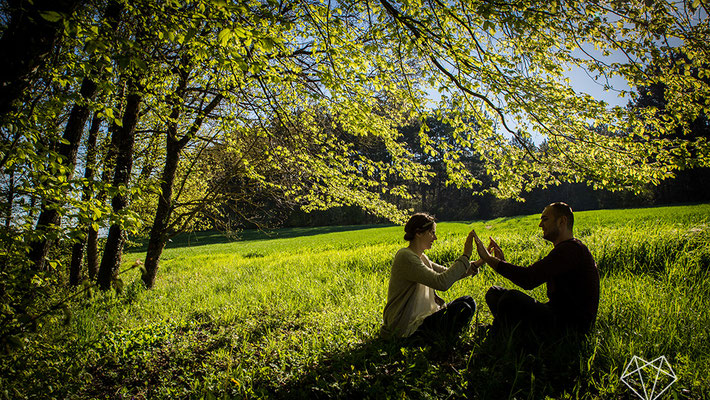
[86,142,115,282]
[97,91,141,291]
[27,78,97,270]
[142,137,181,288]
[86,226,100,280]
[27,1,122,271]
[140,64,189,288]
[68,240,83,285]
[87,88,125,282]
[142,69,222,288]
[0,0,81,120]
[142,95,223,287]
[69,113,101,285]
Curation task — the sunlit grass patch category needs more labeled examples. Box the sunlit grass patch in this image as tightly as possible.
[1,204,708,399]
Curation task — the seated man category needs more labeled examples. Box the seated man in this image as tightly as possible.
[473,202,600,337]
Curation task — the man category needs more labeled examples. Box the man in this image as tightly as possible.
[473,202,600,337]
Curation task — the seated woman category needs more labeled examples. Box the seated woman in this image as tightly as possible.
[381,213,482,343]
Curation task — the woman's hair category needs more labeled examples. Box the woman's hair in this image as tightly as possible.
[403,213,435,241]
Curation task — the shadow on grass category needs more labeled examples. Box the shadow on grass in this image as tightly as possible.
[67,306,593,400]
[126,224,394,253]
[272,326,592,399]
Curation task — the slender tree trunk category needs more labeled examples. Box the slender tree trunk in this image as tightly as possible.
[97,91,141,291]
[86,227,99,280]
[0,0,81,120]
[142,137,181,288]
[142,69,222,288]
[142,93,223,287]
[141,64,189,289]
[26,1,122,271]
[87,85,126,282]
[69,113,101,285]
[27,78,97,270]
[86,147,114,282]
[140,91,221,287]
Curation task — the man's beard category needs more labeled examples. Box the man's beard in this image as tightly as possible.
[543,227,559,242]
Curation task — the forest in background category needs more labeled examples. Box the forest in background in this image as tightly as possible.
[283,170,710,227]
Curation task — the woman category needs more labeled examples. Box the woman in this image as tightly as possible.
[381,213,482,342]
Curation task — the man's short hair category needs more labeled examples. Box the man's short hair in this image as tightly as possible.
[547,202,574,230]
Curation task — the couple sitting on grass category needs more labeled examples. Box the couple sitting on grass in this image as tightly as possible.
[381,202,600,346]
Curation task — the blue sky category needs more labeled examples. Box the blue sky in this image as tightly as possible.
[567,47,634,109]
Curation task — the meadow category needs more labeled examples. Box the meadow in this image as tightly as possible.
[1,204,709,399]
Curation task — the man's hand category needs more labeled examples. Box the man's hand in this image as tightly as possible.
[488,237,505,261]
[472,230,500,269]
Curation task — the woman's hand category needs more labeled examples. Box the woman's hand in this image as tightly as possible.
[471,230,489,259]
[463,230,476,258]
[464,259,481,277]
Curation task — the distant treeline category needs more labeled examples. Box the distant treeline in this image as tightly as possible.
[284,167,710,226]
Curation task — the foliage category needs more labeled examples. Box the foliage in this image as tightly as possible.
[5,0,710,235]
[0,204,708,398]
[369,0,710,195]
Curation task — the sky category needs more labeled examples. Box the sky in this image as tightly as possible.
[566,47,634,109]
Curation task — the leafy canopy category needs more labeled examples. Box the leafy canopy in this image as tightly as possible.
[205,0,710,219]
[6,0,709,228]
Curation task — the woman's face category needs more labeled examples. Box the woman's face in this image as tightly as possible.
[421,223,437,250]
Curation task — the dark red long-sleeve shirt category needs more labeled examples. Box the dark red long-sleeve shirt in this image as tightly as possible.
[495,238,600,332]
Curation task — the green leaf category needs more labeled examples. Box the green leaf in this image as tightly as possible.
[184,27,197,43]
[218,28,232,46]
[62,306,72,325]
[260,38,274,52]
[116,56,130,69]
[233,27,248,39]
[85,40,98,54]
[39,11,64,23]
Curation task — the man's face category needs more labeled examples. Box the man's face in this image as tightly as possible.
[539,207,560,242]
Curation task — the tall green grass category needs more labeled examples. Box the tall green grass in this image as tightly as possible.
[1,204,708,399]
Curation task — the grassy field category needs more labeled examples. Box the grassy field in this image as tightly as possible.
[2,204,709,399]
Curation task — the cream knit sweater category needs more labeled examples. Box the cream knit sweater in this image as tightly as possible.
[381,248,469,338]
